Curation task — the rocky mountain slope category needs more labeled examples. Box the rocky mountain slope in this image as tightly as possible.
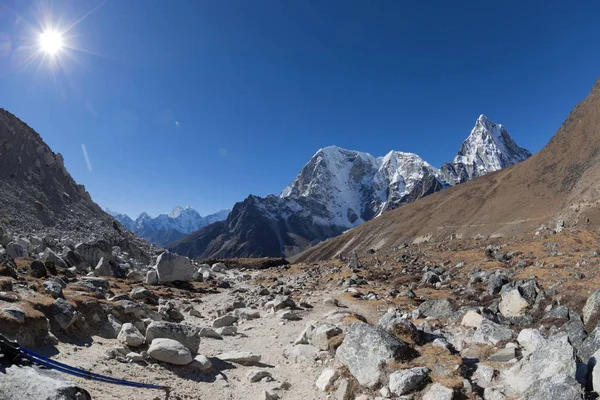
[296,77,600,263]
[107,206,230,246]
[170,115,530,259]
[0,108,155,268]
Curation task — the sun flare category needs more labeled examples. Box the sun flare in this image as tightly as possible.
[39,30,64,55]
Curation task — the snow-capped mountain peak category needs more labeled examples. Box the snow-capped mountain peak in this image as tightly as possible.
[441,115,531,184]
[168,205,186,218]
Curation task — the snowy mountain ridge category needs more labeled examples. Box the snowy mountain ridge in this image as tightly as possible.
[169,114,531,259]
[108,206,230,246]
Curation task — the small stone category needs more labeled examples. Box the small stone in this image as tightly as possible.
[279,310,301,320]
[388,367,429,396]
[461,310,484,328]
[246,369,272,383]
[117,323,145,348]
[488,347,516,362]
[216,326,237,336]
[212,314,238,328]
[216,351,262,365]
[191,355,213,373]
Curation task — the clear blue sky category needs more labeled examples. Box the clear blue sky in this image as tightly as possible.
[1,0,599,218]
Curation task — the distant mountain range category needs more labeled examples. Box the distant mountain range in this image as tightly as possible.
[106,206,230,246]
[169,115,531,259]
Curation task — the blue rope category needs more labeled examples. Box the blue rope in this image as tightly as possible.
[19,347,168,390]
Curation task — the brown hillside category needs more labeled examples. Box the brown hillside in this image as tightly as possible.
[295,77,600,262]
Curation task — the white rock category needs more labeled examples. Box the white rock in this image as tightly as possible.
[216,351,262,365]
[461,310,484,328]
[499,289,529,318]
[191,355,213,373]
[154,252,196,283]
[117,323,145,347]
[146,269,158,285]
[315,368,339,392]
[147,338,192,365]
[517,329,547,354]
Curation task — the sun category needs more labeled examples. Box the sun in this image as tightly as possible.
[39,30,64,55]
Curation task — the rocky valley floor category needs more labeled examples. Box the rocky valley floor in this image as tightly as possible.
[3,226,600,399]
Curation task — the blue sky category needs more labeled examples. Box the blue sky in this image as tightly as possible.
[1,0,599,218]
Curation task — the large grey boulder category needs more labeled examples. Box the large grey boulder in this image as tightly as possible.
[579,324,600,361]
[0,364,91,400]
[145,321,200,353]
[472,320,515,345]
[388,367,429,396]
[53,298,78,330]
[75,241,114,269]
[40,248,68,270]
[147,338,192,365]
[63,250,89,271]
[518,374,583,400]
[93,257,112,277]
[6,242,27,258]
[583,289,600,327]
[154,252,196,283]
[418,299,454,319]
[336,322,408,388]
[503,333,576,393]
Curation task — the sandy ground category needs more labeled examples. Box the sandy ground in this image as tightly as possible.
[48,281,376,400]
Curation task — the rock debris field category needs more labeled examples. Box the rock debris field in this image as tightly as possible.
[4,227,600,399]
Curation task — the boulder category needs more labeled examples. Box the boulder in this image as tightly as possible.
[63,250,89,271]
[499,289,530,318]
[145,321,200,353]
[146,269,158,285]
[147,338,192,365]
[423,383,454,400]
[42,280,63,299]
[264,295,296,311]
[191,355,213,373]
[518,374,583,400]
[154,252,196,283]
[93,257,112,277]
[336,322,408,388]
[583,289,600,327]
[39,248,68,270]
[53,298,78,330]
[388,367,429,396]
[29,261,47,278]
[503,333,576,393]
[0,364,91,400]
[98,314,122,339]
[117,323,145,347]
[6,242,27,258]
[212,314,238,328]
[211,262,227,272]
[472,320,515,345]
[461,310,484,328]
[517,329,547,354]
[75,241,113,269]
[418,299,454,319]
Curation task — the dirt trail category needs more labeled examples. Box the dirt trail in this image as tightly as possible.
[50,281,375,400]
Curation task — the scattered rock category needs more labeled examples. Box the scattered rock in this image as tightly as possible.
[117,323,145,347]
[418,299,454,319]
[212,314,238,328]
[422,383,454,400]
[147,338,192,365]
[216,351,262,366]
[247,369,273,383]
[315,367,339,392]
[388,367,429,396]
[145,321,200,353]
[191,355,213,373]
[336,322,408,388]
